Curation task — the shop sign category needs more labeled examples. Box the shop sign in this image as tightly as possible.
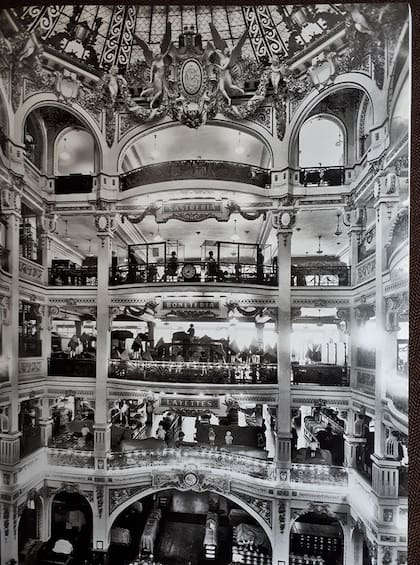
[160,396,220,409]
[156,199,230,223]
[162,299,219,311]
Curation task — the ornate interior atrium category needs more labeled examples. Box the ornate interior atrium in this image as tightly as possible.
[0,3,409,565]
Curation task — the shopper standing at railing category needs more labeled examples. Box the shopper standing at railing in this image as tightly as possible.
[206,250,217,280]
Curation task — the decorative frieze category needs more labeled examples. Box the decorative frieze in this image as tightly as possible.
[19,257,44,283]
[356,257,376,284]
[235,493,272,527]
[109,485,149,515]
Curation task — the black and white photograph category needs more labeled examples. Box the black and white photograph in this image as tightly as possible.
[0,3,410,565]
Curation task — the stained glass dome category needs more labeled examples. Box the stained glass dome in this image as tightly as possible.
[14,5,346,71]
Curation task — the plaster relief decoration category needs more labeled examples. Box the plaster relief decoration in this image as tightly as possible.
[109,485,152,515]
[152,469,230,495]
[234,493,272,527]
[19,257,44,282]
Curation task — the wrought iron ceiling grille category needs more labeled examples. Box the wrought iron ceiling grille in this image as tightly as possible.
[14,5,346,71]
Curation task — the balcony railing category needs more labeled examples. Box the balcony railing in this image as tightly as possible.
[48,357,96,378]
[55,174,93,194]
[109,359,277,384]
[120,160,270,190]
[290,463,348,486]
[107,447,276,479]
[291,364,350,386]
[299,166,346,186]
[48,267,98,286]
[110,261,277,286]
[47,448,95,469]
[291,266,350,287]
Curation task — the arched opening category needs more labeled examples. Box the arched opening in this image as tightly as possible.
[23,106,100,193]
[351,527,373,565]
[120,125,272,172]
[108,489,272,565]
[24,112,44,170]
[299,116,345,168]
[55,128,95,176]
[290,511,344,565]
[18,494,43,560]
[39,491,93,564]
[0,94,9,156]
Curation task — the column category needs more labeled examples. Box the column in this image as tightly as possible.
[0,182,22,465]
[0,502,19,564]
[272,208,296,469]
[271,498,290,564]
[343,407,366,468]
[371,174,400,497]
[93,211,117,468]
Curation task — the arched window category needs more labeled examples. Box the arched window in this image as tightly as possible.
[299,116,345,168]
[55,128,95,176]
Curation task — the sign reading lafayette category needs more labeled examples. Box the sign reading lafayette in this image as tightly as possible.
[160,397,220,409]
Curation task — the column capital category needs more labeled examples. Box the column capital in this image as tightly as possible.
[94,200,120,237]
[0,182,22,216]
[271,207,297,232]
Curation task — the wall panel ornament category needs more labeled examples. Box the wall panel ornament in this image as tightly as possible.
[152,469,230,496]
[234,493,272,527]
[109,485,149,515]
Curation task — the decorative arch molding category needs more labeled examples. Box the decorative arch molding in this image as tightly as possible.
[386,21,410,111]
[387,64,409,127]
[14,94,106,170]
[289,502,348,549]
[106,472,274,545]
[386,207,408,249]
[350,516,378,563]
[46,482,95,517]
[287,75,379,167]
[116,117,276,174]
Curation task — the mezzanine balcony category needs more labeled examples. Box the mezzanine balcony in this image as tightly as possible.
[46,445,348,488]
[54,174,94,194]
[109,261,277,287]
[120,160,270,190]
[298,166,346,187]
[291,364,350,387]
[108,359,277,385]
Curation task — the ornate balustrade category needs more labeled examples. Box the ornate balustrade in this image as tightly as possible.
[107,447,275,480]
[47,448,95,469]
[49,267,98,286]
[55,174,93,194]
[110,262,277,286]
[291,364,350,387]
[290,463,348,486]
[299,166,346,187]
[120,160,270,190]
[48,357,96,378]
[291,265,350,287]
[109,359,277,385]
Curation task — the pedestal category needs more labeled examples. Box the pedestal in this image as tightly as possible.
[39,418,53,447]
[0,432,21,465]
[371,455,400,498]
[344,435,366,468]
